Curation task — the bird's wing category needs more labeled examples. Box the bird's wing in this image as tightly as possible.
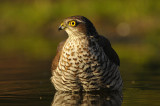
[97,35,120,66]
[52,40,66,70]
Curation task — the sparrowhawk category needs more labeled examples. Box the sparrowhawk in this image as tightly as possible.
[51,16,123,92]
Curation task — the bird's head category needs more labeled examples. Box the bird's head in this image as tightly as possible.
[58,16,98,37]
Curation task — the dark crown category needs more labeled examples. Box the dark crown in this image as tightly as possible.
[67,16,98,36]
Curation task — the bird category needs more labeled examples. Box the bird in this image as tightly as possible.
[51,16,123,92]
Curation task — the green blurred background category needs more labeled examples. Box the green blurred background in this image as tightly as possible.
[0,0,160,105]
[0,0,159,58]
[0,0,160,76]
[1,0,160,69]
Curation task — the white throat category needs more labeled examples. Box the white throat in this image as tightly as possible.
[65,28,86,39]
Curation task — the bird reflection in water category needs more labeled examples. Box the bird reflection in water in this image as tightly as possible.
[51,91,122,106]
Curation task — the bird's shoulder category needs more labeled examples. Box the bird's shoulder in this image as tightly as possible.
[52,40,66,70]
[97,35,120,66]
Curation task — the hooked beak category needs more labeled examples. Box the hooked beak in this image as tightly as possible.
[58,23,66,31]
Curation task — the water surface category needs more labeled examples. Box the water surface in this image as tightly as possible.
[0,56,159,106]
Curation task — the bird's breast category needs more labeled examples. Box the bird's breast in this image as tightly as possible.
[52,37,122,91]
[58,37,106,73]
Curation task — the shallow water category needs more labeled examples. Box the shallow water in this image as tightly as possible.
[0,56,159,106]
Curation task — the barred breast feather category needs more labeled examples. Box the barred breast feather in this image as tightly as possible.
[51,35,123,92]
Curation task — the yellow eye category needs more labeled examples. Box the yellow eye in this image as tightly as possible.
[69,21,76,26]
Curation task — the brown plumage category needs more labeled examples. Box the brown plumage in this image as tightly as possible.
[51,16,123,92]
[52,41,66,70]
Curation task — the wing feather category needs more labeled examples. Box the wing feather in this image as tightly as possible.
[52,40,66,70]
[97,35,120,66]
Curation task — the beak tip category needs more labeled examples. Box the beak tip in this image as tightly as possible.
[58,23,66,31]
[58,27,62,31]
